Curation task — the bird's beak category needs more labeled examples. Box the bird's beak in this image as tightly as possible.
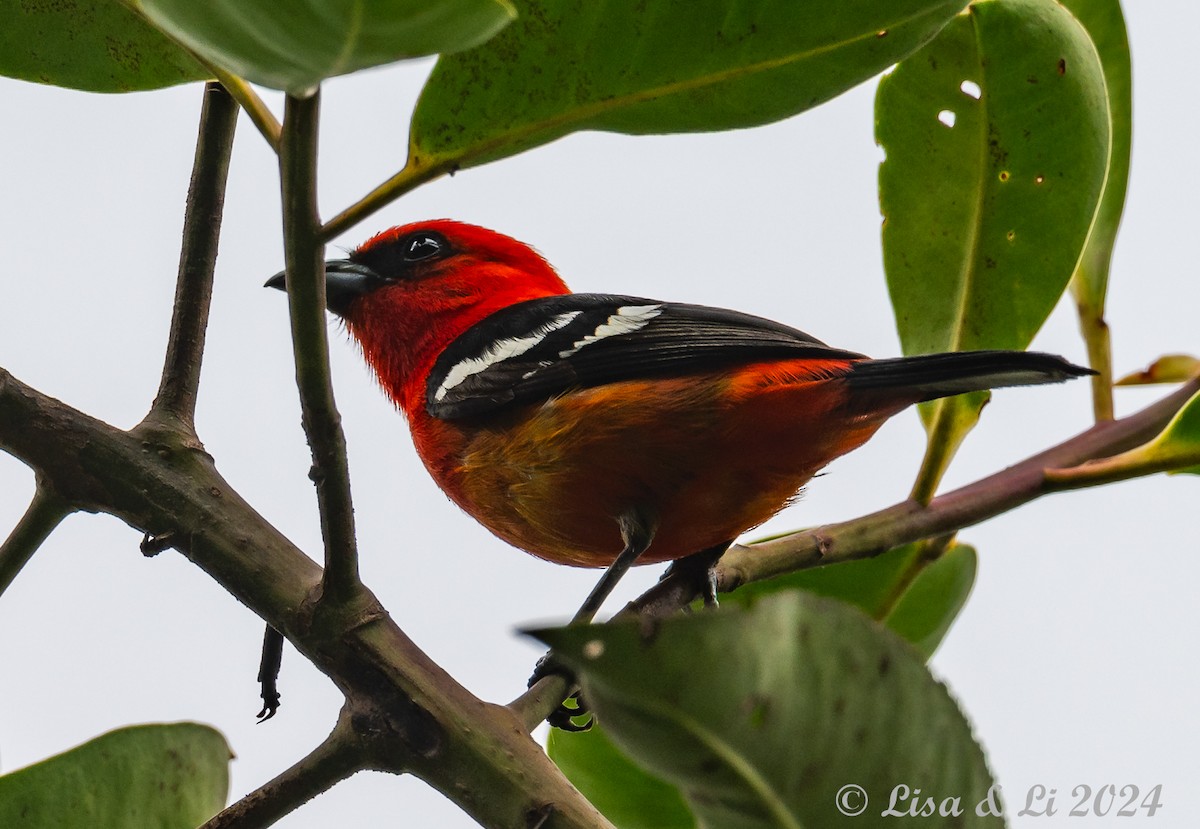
[264,259,385,317]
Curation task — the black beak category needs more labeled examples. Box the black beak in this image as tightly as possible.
[264,259,385,317]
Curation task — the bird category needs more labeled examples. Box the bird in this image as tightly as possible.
[267,219,1091,624]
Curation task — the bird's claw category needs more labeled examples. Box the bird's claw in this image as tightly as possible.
[529,654,594,730]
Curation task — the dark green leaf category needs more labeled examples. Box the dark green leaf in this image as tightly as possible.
[877,0,1110,481]
[0,0,206,92]
[532,593,1001,829]
[548,725,695,829]
[884,543,977,658]
[411,0,969,170]
[0,722,231,828]
[135,0,516,92]
[726,543,920,616]
[727,541,977,658]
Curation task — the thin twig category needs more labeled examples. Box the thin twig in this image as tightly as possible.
[150,82,238,429]
[201,709,365,829]
[279,91,362,602]
[321,158,452,242]
[515,377,1200,726]
[0,484,72,599]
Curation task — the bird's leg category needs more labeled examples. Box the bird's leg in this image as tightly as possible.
[571,509,656,624]
[659,540,732,609]
[256,624,285,721]
[532,510,656,730]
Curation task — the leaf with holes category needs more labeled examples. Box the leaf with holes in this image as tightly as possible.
[877,0,1110,489]
[409,0,970,171]
[0,722,230,828]
[530,592,1001,829]
[134,0,515,92]
[0,0,207,92]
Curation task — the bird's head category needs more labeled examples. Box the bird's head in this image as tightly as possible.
[266,219,569,317]
[266,220,570,411]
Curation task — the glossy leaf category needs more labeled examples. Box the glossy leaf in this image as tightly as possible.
[877,0,1111,492]
[727,541,976,658]
[0,723,230,828]
[531,593,1001,829]
[410,0,970,170]
[726,543,920,616]
[134,0,516,93]
[0,0,206,92]
[884,543,977,659]
[548,725,695,829]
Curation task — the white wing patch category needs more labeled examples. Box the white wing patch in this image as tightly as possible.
[558,304,663,358]
[433,311,582,402]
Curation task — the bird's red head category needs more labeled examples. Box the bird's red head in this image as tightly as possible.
[317,220,570,416]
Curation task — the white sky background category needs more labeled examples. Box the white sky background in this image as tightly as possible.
[1,4,1196,826]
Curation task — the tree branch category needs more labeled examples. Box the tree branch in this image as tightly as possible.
[0,364,613,829]
[202,706,365,829]
[515,377,1200,726]
[279,91,362,603]
[149,82,238,429]
[0,483,72,599]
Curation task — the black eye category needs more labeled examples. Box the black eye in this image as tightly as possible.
[403,233,446,262]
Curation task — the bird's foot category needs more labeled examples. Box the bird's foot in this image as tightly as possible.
[529,653,593,731]
[660,543,727,609]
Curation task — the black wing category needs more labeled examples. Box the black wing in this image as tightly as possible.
[426,294,865,419]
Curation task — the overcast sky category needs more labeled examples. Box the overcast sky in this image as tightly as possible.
[1,3,1197,826]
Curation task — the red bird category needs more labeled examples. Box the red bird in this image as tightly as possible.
[268,220,1089,619]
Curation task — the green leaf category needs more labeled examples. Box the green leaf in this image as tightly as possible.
[1061,0,1132,314]
[410,0,970,170]
[531,593,1001,829]
[548,725,695,829]
[0,0,207,92]
[0,722,231,828]
[884,543,977,659]
[1115,355,1200,386]
[134,0,516,93]
[727,541,977,658]
[725,543,921,617]
[877,0,1111,490]
[1047,389,1200,485]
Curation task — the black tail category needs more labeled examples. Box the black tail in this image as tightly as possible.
[845,350,1094,402]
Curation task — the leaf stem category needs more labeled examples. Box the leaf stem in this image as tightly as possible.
[280,91,363,603]
[149,82,238,429]
[1071,285,1115,422]
[213,71,282,152]
[321,158,451,241]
